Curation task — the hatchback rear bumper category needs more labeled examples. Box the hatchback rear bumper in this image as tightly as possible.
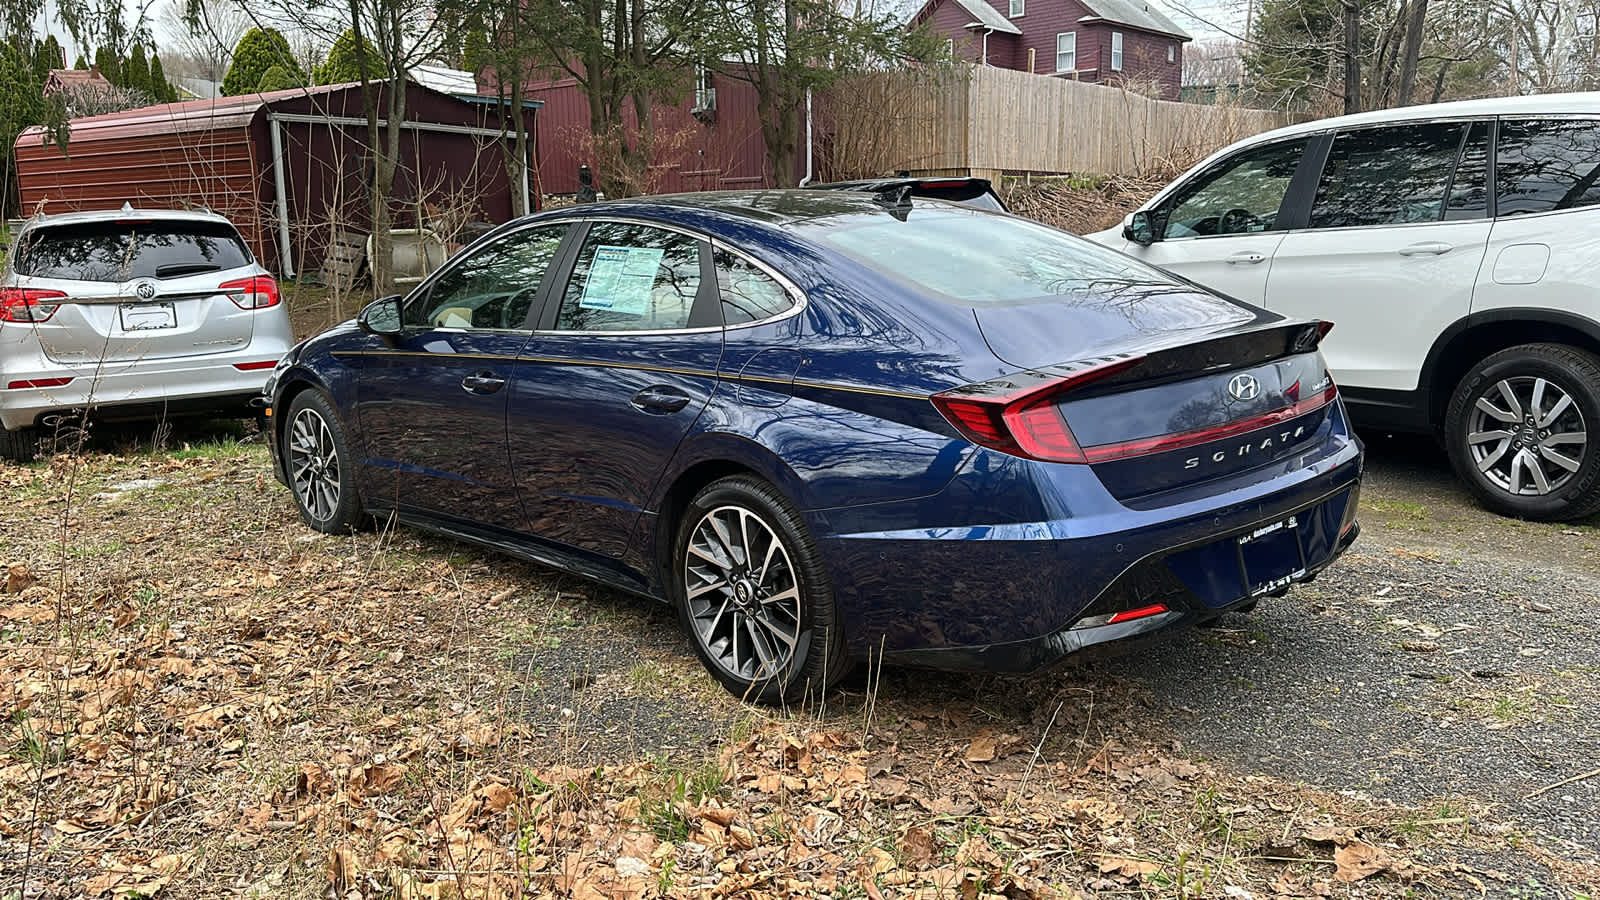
[0,352,283,430]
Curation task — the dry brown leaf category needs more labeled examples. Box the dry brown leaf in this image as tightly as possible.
[1097,855,1160,880]
[4,563,36,594]
[1333,841,1393,883]
[965,731,998,763]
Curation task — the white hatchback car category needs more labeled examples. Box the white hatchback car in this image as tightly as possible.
[1,208,293,461]
[1090,92,1600,521]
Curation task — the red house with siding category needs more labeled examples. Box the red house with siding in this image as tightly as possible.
[911,0,1190,100]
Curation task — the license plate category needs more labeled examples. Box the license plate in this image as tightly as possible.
[120,302,177,331]
[1238,514,1308,597]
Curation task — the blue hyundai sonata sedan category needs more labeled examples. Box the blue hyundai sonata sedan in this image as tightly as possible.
[264,191,1362,702]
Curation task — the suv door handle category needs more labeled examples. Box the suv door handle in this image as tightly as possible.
[1226,251,1267,265]
[460,371,507,394]
[1399,241,1452,256]
[630,386,691,414]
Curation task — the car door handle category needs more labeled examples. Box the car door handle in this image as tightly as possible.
[460,371,506,394]
[1398,241,1452,257]
[1225,251,1267,265]
[630,386,692,413]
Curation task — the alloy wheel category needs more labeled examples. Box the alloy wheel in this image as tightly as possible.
[288,407,341,522]
[1467,376,1588,497]
[683,504,802,683]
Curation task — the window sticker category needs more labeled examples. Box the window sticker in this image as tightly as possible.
[578,245,665,316]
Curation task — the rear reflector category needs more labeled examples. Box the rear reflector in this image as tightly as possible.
[0,288,68,323]
[7,377,73,390]
[1072,602,1171,630]
[930,355,1146,464]
[221,275,281,310]
[233,360,279,371]
[1078,384,1339,464]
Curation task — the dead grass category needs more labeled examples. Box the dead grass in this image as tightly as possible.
[2,437,1595,898]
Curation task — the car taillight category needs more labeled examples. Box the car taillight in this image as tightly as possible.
[930,356,1146,464]
[233,360,279,371]
[221,275,280,310]
[7,377,74,390]
[0,288,68,323]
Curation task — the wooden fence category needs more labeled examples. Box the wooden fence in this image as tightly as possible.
[821,65,1294,179]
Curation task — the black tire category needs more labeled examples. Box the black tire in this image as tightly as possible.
[282,391,366,533]
[1444,343,1600,522]
[0,427,38,463]
[671,475,853,705]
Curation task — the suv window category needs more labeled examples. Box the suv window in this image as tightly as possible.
[1309,121,1468,229]
[714,249,795,325]
[405,224,566,330]
[555,223,703,332]
[1161,139,1308,239]
[1496,118,1600,217]
[14,220,253,281]
[1444,120,1491,221]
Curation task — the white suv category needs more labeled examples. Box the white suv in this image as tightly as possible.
[1,208,293,461]
[1090,93,1600,521]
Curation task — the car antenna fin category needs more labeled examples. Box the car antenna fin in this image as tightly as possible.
[873,185,914,221]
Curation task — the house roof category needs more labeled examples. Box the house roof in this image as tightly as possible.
[1077,0,1191,40]
[412,64,478,95]
[953,0,1022,35]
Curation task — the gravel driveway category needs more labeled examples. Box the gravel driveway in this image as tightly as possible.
[1083,431,1600,865]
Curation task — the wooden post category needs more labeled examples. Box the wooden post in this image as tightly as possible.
[1027,47,1036,74]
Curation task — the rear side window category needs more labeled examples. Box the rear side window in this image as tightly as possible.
[1444,121,1491,220]
[555,223,704,332]
[1495,118,1600,216]
[14,220,253,282]
[714,249,795,325]
[1309,122,1467,228]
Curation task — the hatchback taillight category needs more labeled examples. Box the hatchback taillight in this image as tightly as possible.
[221,275,280,310]
[930,356,1146,464]
[0,288,68,323]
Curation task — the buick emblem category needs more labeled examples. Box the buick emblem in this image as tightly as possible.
[134,281,157,300]
[1226,373,1261,402]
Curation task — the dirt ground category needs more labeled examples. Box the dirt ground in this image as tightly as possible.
[2,418,1598,899]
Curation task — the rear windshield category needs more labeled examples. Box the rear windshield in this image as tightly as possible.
[803,206,1173,303]
[14,220,254,282]
[915,184,1005,210]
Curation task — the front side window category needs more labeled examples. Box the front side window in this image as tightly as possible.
[1309,122,1468,229]
[715,249,795,325]
[1161,138,1308,239]
[1496,118,1600,217]
[404,224,566,330]
[1009,0,1023,16]
[1111,32,1124,70]
[555,222,703,332]
[1056,32,1076,73]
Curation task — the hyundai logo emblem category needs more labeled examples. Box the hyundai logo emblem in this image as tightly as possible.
[1226,373,1261,402]
[134,281,157,300]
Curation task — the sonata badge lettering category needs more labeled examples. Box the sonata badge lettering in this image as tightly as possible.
[1183,424,1310,470]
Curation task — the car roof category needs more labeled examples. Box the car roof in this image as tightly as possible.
[1249,91,1600,144]
[544,189,930,228]
[21,207,238,230]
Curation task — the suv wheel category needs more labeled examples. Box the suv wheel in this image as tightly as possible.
[1444,343,1600,521]
[672,475,853,705]
[0,427,39,463]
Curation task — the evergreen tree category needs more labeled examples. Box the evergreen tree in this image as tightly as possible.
[93,45,120,84]
[32,35,64,86]
[149,52,176,101]
[221,27,301,96]
[313,29,376,85]
[73,53,87,69]
[0,42,46,218]
[124,43,152,97]
[255,64,301,92]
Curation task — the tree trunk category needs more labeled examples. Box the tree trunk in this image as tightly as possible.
[347,0,392,294]
[1343,0,1362,114]
[1395,0,1429,106]
[1429,59,1452,103]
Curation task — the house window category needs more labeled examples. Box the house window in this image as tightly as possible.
[946,37,955,58]
[1111,32,1124,71]
[1168,44,1175,63]
[1055,32,1076,73]
[693,63,714,111]
[1009,0,1024,17]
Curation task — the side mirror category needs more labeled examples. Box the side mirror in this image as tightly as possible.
[1124,210,1158,246]
[358,295,405,337]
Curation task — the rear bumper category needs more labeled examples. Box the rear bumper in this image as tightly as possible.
[813,423,1363,669]
[0,351,283,430]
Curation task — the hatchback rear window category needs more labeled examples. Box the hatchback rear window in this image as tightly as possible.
[803,207,1169,303]
[14,220,254,282]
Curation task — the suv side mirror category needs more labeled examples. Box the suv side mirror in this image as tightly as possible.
[1124,210,1158,246]
[358,295,405,337]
